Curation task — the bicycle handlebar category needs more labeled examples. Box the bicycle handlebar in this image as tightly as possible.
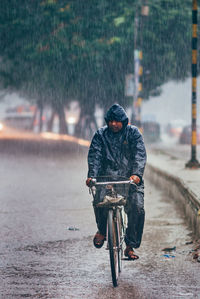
[90,178,137,187]
[89,178,138,198]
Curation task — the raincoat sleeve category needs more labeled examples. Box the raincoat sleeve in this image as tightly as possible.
[129,127,147,180]
[87,131,104,178]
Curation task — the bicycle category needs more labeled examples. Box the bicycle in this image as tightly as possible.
[89,177,136,287]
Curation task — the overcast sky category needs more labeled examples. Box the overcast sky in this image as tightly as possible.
[142,76,200,126]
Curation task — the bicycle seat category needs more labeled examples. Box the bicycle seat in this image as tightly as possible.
[96,195,126,207]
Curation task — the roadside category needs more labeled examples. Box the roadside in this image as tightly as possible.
[146,144,200,262]
[147,145,200,198]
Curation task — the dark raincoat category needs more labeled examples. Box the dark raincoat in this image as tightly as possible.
[88,104,146,180]
[87,104,147,248]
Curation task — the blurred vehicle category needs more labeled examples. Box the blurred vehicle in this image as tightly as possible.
[179,125,200,144]
[65,101,80,135]
[66,116,77,135]
[166,119,187,138]
[142,121,160,143]
[4,105,35,130]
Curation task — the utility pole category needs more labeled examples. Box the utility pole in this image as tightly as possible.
[186,0,200,168]
[131,7,139,125]
[133,0,149,132]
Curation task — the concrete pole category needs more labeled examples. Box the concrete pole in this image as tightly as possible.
[136,50,143,132]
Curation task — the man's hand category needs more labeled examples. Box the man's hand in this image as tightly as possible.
[130,175,140,185]
[86,177,92,187]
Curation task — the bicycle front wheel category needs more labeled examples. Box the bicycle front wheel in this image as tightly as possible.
[107,209,119,287]
[116,209,123,273]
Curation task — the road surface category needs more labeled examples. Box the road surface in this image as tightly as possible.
[0,138,200,298]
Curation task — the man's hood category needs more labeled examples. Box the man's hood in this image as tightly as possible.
[104,104,129,127]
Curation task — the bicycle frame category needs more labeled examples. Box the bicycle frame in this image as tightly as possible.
[89,178,136,287]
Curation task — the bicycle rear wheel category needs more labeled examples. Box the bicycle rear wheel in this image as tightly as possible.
[107,209,119,287]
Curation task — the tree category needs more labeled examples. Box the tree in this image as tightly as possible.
[141,0,192,98]
[0,0,195,135]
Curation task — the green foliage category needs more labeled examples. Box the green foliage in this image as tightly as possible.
[0,0,195,114]
[142,0,192,98]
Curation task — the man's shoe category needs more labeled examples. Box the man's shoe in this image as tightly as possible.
[124,245,139,260]
[93,231,106,248]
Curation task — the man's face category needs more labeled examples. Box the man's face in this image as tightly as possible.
[108,120,123,133]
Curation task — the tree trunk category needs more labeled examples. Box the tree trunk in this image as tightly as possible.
[30,107,38,131]
[47,109,56,132]
[39,105,43,132]
[36,100,44,133]
[57,106,68,134]
[91,114,98,131]
[74,110,97,139]
[74,113,83,138]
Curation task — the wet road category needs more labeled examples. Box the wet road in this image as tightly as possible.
[0,142,200,298]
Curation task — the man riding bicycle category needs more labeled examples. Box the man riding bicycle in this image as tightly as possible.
[86,104,146,260]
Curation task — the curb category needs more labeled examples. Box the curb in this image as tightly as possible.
[146,163,200,238]
[0,135,89,155]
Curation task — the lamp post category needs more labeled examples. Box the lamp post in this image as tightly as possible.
[186,0,200,168]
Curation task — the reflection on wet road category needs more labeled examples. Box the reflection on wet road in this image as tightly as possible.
[0,145,200,298]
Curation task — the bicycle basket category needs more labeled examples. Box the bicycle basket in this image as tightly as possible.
[94,176,130,202]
